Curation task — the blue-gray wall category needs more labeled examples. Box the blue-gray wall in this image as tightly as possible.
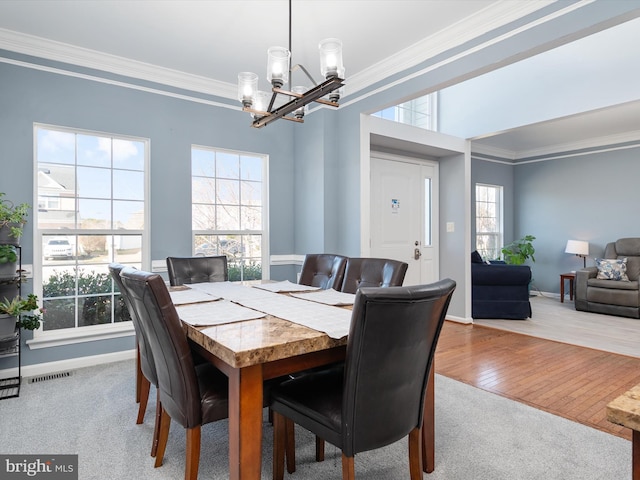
[0,60,296,367]
[514,145,640,293]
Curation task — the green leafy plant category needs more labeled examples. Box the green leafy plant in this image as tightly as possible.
[0,244,18,264]
[0,293,44,330]
[0,192,30,241]
[501,235,536,265]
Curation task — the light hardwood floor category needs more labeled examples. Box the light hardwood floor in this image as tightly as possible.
[474,294,640,358]
[435,297,640,441]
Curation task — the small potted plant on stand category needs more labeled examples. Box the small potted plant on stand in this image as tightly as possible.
[0,244,18,280]
[0,192,30,245]
[0,294,43,338]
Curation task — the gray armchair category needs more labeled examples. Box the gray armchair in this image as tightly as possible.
[575,238,640,318]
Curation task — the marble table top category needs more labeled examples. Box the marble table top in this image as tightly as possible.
[607,384,640,431]
[185,315,346,368]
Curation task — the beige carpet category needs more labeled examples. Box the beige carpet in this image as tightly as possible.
[474,294,640,358]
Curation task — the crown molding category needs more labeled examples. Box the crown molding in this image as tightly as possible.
[471,143,517,160]
[0,27,237,99]
[514,129,640,160]
[472,129,640,162]
[346,0,557,95]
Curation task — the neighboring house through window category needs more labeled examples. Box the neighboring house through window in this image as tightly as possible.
[191,146,268,281]
[35,125,147,332]
[475,183,503,260]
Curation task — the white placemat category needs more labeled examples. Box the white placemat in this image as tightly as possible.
[290,288,356,306]
[169,288,221,306]
[188,281,275,302]
[236,294,351,339]
[252,280,320,293]
[175,300,266,326]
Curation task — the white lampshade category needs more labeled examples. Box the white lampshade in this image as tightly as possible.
[319,38,344,79]
[237,72,258,107]
[565,240,589,256]
[267,46,290,87]
[252,91,271,118]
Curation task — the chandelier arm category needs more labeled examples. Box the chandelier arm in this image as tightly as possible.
[252,77,344,128]
[267,91,278,112]
[273,87,339,107]
[291,64,318,86]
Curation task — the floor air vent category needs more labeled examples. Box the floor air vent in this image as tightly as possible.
[28,371,72,383]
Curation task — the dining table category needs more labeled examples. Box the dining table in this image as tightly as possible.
[170,280,436,480]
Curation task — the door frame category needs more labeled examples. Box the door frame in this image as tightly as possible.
[368,151,440,285]
[359,114,472,323]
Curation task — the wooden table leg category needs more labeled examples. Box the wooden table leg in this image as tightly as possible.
[228,364,263,480]
[560,276,566,303]
[634,429,639,480]
[422,366,435,473]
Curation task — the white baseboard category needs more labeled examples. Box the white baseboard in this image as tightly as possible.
[0,349,136,379]
[447,314,473,324]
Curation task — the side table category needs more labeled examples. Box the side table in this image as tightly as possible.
[560,272,576,303]
[607,384,640,480]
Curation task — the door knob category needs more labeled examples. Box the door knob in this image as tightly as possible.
[414,248,422,260]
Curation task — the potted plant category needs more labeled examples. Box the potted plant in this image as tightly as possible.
[0,192,30,245]
[0,244,18,279]
[0,293,43,336]
[501,235,536,265]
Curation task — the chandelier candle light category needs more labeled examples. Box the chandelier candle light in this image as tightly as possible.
[237,0,345,128]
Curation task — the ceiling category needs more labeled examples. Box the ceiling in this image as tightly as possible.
[0,0,501,92]
[1,1,639,156]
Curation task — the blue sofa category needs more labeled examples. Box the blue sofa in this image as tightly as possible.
[471,251,532,319]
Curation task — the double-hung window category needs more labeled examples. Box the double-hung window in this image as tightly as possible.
[191,146,268,281]
[475,184,503,260]
[35,125,147,333]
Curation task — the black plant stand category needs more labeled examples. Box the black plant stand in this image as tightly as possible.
[0,244,22,399]
[0,328,20,399]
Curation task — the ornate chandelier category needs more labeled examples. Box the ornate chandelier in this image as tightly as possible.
[237,0,345,128]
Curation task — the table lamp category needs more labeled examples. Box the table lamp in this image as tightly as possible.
[565,239,589,269]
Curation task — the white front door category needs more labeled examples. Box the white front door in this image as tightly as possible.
[370,154,439,286]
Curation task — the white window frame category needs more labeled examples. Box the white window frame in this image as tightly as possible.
[475,183,503,261]
[191,145,270,281]
[371,92,438,131]
[29,123,150,349]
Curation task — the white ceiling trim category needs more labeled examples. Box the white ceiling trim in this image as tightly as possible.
[513,129,640,159]
[471,144,517,160]
[340,0,593,112]
[346,0,557,95]
[0,56,240,111]
[472,129,640,161]
[0,27,237,99]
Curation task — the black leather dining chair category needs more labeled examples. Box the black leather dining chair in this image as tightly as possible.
[108,263,162,457]
[120,267,230,480]
[340,257,409,294]
[298,253,347,290]
[270,279,456,480]
[166,255,228,286]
